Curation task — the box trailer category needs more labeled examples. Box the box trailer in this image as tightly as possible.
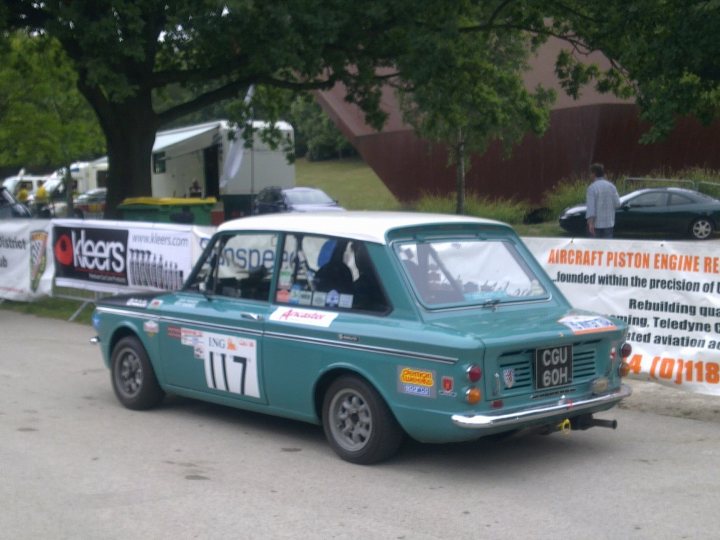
[150,119,295,217]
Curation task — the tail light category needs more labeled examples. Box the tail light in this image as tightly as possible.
[620,342,632,358]
[466,364,482,382]
[465,387,482,405]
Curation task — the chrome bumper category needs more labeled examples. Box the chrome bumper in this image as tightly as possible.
[451,384,632,429]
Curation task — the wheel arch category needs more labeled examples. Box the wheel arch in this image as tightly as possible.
[313,366,398,425]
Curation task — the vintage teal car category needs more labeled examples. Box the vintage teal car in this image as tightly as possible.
[92,212,632,464]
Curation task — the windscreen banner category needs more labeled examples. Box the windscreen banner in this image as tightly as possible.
[52,219,214,294]
[0,219,54,301]
[525,237,720,396]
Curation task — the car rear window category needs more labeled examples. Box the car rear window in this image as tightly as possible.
[394,238,548,308]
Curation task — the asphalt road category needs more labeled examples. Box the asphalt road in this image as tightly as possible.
[1,310,719,540]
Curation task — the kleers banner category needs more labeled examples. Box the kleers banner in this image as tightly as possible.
[0,219,54,301]
[52,219,213,294]
[525,237,720,396]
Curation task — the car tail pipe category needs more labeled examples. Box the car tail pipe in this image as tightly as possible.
[550,414,617,433]
[569,414,617,430]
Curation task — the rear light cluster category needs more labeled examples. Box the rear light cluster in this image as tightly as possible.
[618,342,632,377]
[465,364,482,404]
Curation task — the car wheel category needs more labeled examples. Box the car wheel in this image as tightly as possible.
[690,218,714,240]
[111,336,164,410]
[322,375,404,464]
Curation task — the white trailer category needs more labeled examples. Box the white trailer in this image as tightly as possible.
[150,119,295,215]
[69,158,108,193]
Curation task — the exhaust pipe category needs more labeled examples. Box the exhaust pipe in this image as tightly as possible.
[590,418,617,429]
[570,414,617,431]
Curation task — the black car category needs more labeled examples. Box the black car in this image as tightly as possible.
[559,187,720,240]
[252,186,344,214]
[0,186,32,218]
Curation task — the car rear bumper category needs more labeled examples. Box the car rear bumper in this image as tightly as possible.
[451,383,632,429]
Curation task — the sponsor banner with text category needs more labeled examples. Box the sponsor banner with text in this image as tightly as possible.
[52,219,214,294]
[525,237,720,396]
[0,219,53,301]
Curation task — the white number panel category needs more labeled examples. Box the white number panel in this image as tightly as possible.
[183,329,260,398]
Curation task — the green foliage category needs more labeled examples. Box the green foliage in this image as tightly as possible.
[414,193,530,225]
[543,178,589,219]
[557,1,720,141]
[0,33,104,169]
[396,7,555,213]
[289,95,356,161]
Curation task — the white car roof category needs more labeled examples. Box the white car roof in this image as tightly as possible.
[218,211,509,244]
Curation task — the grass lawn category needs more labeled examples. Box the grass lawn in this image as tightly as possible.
[295,157,402,211]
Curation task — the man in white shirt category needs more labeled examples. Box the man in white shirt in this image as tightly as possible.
[586,163,621,238]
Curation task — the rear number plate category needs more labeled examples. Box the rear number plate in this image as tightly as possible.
[535,345,573,389]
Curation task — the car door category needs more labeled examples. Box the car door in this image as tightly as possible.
[262,233,393,414]
[158,231,281,404]
[616,191,669,233]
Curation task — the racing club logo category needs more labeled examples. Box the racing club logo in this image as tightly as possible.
[29,230,48,292]
[53,226,129,285]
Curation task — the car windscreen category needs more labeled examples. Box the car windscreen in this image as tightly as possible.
[394,238,548,308]
[285,189,334,205]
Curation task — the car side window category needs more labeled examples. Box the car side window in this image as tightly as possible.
[186,233,278,301]
[628,192,667,207]
[668,193,692,206]
[275,234,389,313]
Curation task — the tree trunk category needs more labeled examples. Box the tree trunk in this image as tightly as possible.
[86,92,159,219]
[455,134,466,215]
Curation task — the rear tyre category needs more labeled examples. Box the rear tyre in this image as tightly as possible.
[322,375,404,464]
[690,218,714,240]
[111,336,165,410]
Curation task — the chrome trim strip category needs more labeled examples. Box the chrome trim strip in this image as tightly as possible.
[451,384,632,429]
[95,307,264,337]
[265,331,458,365]
[95,307,456,364]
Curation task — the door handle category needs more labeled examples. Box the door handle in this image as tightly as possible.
[240,312,263,321]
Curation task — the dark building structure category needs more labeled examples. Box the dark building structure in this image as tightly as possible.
[316,39,720,205]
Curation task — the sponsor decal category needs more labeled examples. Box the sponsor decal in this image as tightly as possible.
[181,327,204,346]
[179,330,260,398]
[325,289,340,307]
[143,320,159,336]
[398,367,436,398]
[339,294,354,309]
[440,375,456,397]
[269,307,338,327]
[53,226,129,286]
[29,230,48,292]
[126,298,149,308]
[503,368,516,388]
[149,298,163,309]
[312,291,327,307]
[167,325,182,339]
[559,314,617,335]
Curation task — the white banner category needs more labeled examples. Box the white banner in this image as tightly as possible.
[52,219,214,294]
[525,237,720,396]
[0,219,54,301]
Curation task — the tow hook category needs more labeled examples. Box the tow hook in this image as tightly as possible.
[556,418,572,434]
[570,414,618,430]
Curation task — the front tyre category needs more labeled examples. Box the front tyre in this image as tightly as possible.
[111,336,164,410]
[690,217,714,240]
[322,375,403,464]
